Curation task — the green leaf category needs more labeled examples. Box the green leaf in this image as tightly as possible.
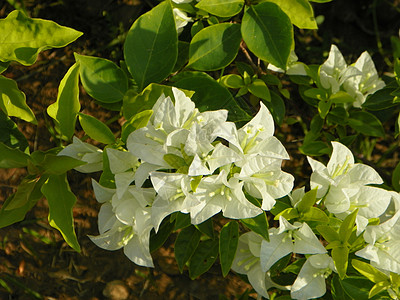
[174,212,191,230]
[318,99,332,118]
[0,61,10,74]
[74,53,128,103]
[47,63,80,140]
[392,162,400,192]
[348,111,385,137]
[296,187,317,212]
[0,75,37,124]
[0,110,29,152]
[248,79,271,101]
[78,113,115,144]
[274,207,299,220]
[265,0,317,29]
[304,88,328,100]
[173,41,190,72]
[331,274,348,300]
[123,83,194,120]
[173,72,251,122]
[149,217,175,252]
[240,212,269,241]
[124,1,178,90]
[351,259,388,283]
[40,154,86,175]
[164,153,187,169]
[340,276,388,299]
[41,174,81,252]
[316,224,340,243]
[219,221,239,277]
[174,225,202,272]
[241,2,293,70]
[369,281,391,299]
[188,23,242,71]
[121,110,153,142]
[299,140,330,156]
[195,0,244,17]
[261,90,285,125]
[99,146,115,188]
[195,218,214,239]
[0,142,30,168]
[362,87,397,111]
[188,239,219,279]
[332,246,349,279]
[300,207,329,222]
[219,74,245,89]
[0,10,82,65]
[339,208,358,243]
[330,91,356,104]
[0,175,45,228]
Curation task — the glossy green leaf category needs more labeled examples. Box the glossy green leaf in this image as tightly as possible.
[0,10,82,65]
[348,111,385,137]
[0,61,10,73]
[123,83,194,120]
[362,87,397,110]
[240,212,269,241]
[149,217,175,252]
[74,53,128,103]
[351,260,388,283]
[318,99,332,118]
[78,113,115,144]
[369,281,391,299]
[0,110,29,152]
[41,174,81,252]
[47,63,80,140]
[0,175,45,228]
[0,142,30,168]
[0,75,37,124]
[392,161,400,192]
[188,23,242,71]
[266,0,317,29]
[121,110,153,142]
[316,225,340,243]
[195,0,244,17]
[274,207,299,220]
[175,225,202,272]
[173,41,190,72]
[40,154,87,175]
[219,221,239,277]
[301,207,329,222]
[248,79,271,101]
[340,276,388,299]
[241,2,293,70]
[174,212,191,230]
[124,1,178,90]
[173,72,251,122]
[195,218,214,239]
[219,74,245,89]
[296,187,317,212]
[188,239,219,279]
[339,208,358,243]
[262,90,285,125]
[299,140,330,156]
[332,246,349,279]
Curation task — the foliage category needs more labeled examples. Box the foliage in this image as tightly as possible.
[1,2,400,299]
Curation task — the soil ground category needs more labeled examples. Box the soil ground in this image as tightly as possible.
[0,0,399,299]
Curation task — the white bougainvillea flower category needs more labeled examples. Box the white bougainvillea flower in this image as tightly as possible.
[190,169,263,224]
[106,148,139,174]
[308,141,383,214]
[58,136,103,173]
[237,156,294,211]
[336,186,392,235]
[356,209,400,274]
[268,51,307,76]
[343,51,386,107]
[319,45,361,94]
[231,231,291,299]
[89,180,155,267]
[173,8,192,34]
[291,254,336,300]
[150,172,195,231]
[260,217,326,272]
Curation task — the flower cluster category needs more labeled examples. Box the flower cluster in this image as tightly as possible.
[60,88,400,299]
[319,44,385,107]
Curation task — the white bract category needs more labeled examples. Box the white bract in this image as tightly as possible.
[173,8,192,34]
[260,217,326,272]
[291,254,336,300]
[58,136,103,173]
[308,141,385,215]
[89,180,155,267]
[356,210,400,274]
[232,231,290,299]
[343,51,386,107]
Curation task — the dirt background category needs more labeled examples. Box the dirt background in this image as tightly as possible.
[0,0,399,299]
